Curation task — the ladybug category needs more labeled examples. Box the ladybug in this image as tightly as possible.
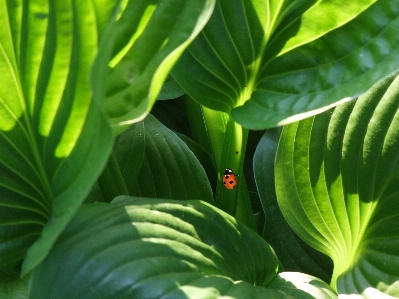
[223,168,237,189]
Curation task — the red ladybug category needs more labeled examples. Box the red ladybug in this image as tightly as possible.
[223,168,237,189]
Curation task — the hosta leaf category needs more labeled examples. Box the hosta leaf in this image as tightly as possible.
[254,129,333,282]
[151,98,191,136]
[103,0,216,129]
[0,265,19,283]
[114,115,214,203]
[268,272,337,299]
[233,0,399,129]
[0,274,30,299]
[275,73,399,296]
[172,0,399,129]
[175,132,218,193]
[156,75,186,101]
[0,1,114,274]
[30,197,282,299]
[184,99,255,228]
[269,0,376,57]
[112,121,145,195]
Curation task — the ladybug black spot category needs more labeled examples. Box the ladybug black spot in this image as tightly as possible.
[222,168,237,189]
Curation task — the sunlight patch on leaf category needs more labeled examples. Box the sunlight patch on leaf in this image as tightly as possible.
[109,4,157,68]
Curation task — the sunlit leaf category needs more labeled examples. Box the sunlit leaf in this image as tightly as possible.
[103,0,216,129]
[172,0,399,129]
[275,73,399,296]
[268,272,337,299]
[0,0,114,274]
[254,129,333,282]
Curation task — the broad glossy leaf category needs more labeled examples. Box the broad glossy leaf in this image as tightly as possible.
[0,1,114,274]
[172,0,399,129]
[114,115,214,203]
[275,73,399,296]
[268,1,376,57]
[233,0,399,129]
[30,197,282,299]
[103,0,216,129]
[254,129,333,282]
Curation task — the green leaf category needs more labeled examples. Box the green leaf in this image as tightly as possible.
[156,75,185,101]
[254,129,333,282]
[268,272,337,299]
[269,0,377,57]
[97,153,130,203]
[172,0,399,129]
[185,97,218,159]
[113,115,214,203]
[0,264,19,283]
[174,132,218,193]
[275,73,399,296]
[233,0,399,129]
[151,97,192,136]
[184,98,255,229]
[103,0,216,130]
[0,275,30,299]
[30,197,281,299]
[0,1,114,274]
[91,0,119,37]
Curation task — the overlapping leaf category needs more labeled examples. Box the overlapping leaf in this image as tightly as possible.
[254,129,333,282]
[268,272,337,299]
[275,73,399,296]
[0,274,29,299]
[0,0,218,277]
[113,114,214,202]
[183,99,255,227]
[29,197,337,298]
[103,0,216,129]
[0,0,114,275]
[30,197,282,299]
[156,75,186,101]
[172,0,399,129]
